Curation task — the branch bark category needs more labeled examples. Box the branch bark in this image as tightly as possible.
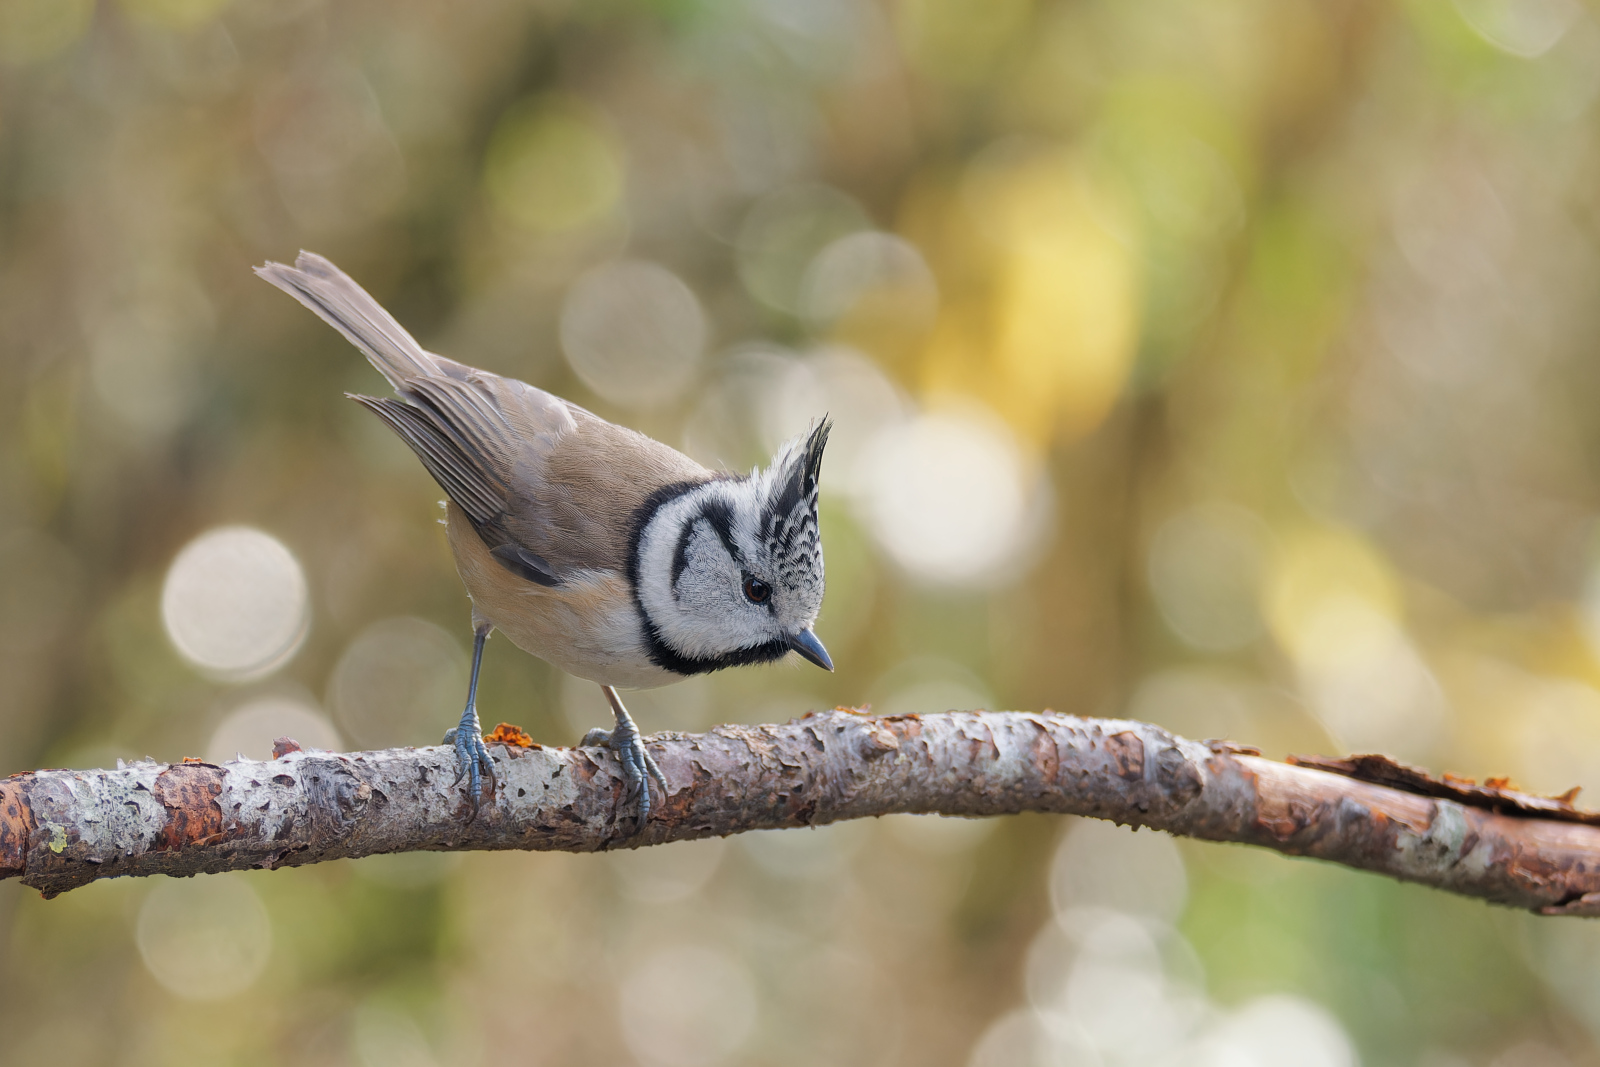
[3,710,1598,914]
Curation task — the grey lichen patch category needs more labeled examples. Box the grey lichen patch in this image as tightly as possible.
[30,766,165,864]
[1398,799,1471,876]
[88,767,167,858]
[1456,828,1497,878]
[962,715,1034,770]
[499,748,580,819]
[218,760,303,844]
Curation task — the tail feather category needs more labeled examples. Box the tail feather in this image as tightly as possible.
[255,251,438,390]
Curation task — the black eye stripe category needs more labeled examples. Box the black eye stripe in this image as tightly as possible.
[701,499,746,567]
[669,520,695,596]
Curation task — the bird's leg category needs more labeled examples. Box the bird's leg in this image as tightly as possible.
[581,685,667,831]
[442,624,496,809]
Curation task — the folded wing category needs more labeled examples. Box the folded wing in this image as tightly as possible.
[256,251,710,581]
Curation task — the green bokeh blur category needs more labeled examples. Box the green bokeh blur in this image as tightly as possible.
[4,0,1600,1064]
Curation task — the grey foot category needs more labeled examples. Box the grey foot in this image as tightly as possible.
[444,706,494,809]
[583,720,666,831]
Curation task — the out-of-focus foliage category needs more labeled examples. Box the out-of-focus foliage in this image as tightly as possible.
[2,0,1600,1063]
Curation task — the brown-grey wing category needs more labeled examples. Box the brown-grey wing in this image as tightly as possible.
[351,395,508,530]
[361,377,714,579]
[352,371,590,586]
[495,390,715,572]
[256,251,638,582]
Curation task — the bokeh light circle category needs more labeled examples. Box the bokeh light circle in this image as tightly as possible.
[620,946,758,1067]
[329,616,465,749]
[136,875,272,1002]
[1195,995,1356,1067]
[484,95,622,231]
[1147,502,1270,653]
[736,184,870,313]
[351,998,447,1067]
[738,819,871,880]
[966,1008,1097,1067]
[800,230,939,333]
[206,696,342,763]
[854,406,1046,586]
[560,259,708,410]
[1050,819,1188,925]
[161,526,309,682]
[609,837,727,903]
[765,347,909,494]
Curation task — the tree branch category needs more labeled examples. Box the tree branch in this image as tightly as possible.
[3,710,1598,914]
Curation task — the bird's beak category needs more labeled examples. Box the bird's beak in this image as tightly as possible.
[787,628,834,672]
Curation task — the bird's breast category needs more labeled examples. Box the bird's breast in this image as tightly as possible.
[444,503,680,689]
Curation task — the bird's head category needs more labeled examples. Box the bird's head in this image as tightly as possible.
[632,419,832,675]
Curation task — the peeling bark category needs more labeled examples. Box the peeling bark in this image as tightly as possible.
[3,710,1599,914]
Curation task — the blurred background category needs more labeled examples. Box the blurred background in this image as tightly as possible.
[2,0,1600,1063]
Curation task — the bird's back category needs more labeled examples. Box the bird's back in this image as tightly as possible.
[495,385,711,573]
[256,251,713,579]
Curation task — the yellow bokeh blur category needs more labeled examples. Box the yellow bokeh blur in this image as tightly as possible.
[1263,527,1402,670]
[116,0,231,31]
[916,147,1139,446]
[896,0,1033,86]
[0,0,92,65]
[986,150,1140,444]
[484,95,624,232]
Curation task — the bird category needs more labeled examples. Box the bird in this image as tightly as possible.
[255,251,832,830]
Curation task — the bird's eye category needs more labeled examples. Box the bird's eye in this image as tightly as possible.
[743,576,771,604]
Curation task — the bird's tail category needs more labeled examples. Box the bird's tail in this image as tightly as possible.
[254,251,438,391]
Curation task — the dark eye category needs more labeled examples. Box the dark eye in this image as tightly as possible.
[743,576,771,604]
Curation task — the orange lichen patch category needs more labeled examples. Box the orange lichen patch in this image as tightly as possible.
[0,779,34,875]
[486,723,537,748]
[153,764,228,850]
[1290,752,1600,826]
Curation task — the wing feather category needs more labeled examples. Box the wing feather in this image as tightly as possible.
[260,251,716,581]
[350,397,507,526]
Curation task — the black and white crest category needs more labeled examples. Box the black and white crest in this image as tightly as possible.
[755,418,830,606]
[630,418,832,676]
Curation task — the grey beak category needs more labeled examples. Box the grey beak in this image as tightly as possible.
[787,628,834,672]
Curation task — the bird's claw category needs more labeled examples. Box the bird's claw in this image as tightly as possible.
[445,706,495,809]
[585,719,664,832]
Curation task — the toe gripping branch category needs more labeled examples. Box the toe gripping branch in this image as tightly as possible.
[448,709,495,808]
[584,686,668,833]
[445,627,496,810]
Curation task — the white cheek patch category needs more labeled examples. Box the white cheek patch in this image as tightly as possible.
[677,522,735,606]
[635,486,780,659]
[669,523,777,656]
